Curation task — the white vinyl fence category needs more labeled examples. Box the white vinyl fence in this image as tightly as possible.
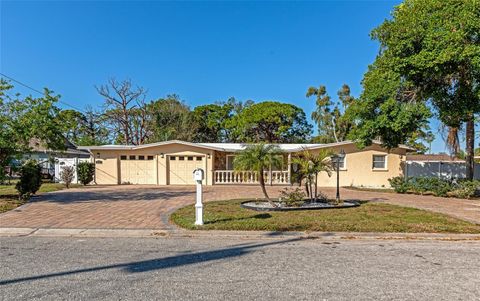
[54,158,91,184]
[405,161,480,180]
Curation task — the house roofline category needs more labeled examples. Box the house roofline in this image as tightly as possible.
[293,140,414,152]
[78,140,224,152]
[78,139,415,153]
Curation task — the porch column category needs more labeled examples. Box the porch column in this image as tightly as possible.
[155,155,159,185]
[204,153,209,185]
[287,153,292,185]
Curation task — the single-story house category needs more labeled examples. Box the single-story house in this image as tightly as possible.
[79,140,411,188]
[9,138,91,180]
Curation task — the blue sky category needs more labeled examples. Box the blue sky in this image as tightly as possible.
[1,0,451,152]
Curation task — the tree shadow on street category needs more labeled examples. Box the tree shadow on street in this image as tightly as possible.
[0,237,311,286]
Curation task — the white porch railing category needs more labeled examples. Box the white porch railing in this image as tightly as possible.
[214,170,290,185]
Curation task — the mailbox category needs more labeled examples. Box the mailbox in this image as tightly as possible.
[193,168,204,225]
[193,168,204,182]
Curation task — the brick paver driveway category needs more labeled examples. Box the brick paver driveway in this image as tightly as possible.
[1,185,479,230]
[0,185,286,230]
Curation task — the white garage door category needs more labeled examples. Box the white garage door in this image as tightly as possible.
[120,155,156,184]
[169,155,204,185]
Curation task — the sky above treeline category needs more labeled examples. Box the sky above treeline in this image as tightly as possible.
[1,0,454,152]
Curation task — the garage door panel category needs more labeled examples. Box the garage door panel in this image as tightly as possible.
[120,157,156,184]
[169,156,203,185]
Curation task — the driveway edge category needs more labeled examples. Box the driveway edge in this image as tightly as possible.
[1,227,479,241]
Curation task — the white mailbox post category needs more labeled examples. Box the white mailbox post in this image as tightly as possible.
[193,168,204,225]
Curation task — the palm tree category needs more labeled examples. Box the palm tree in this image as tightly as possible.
[443,125,461,157]
[233,143,282,206]
[292,156,314,200]
[293,148,333,201]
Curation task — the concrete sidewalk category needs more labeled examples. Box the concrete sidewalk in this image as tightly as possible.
[1,227,480,241]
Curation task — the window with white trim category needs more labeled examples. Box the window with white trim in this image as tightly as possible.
[372,155,386,169]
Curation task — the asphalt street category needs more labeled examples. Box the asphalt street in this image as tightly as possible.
[1,236,479,300]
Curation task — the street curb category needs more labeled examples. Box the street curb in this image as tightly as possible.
[1,227,480,241]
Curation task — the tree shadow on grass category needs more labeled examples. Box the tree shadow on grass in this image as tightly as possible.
[204,213,272,225]
[0,237,310,286]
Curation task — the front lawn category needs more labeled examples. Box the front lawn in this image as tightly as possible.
[0,182,81,213]
[171,200,480,233]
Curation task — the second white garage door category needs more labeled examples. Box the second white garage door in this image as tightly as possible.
[168,155,204,185]
[120,155,156,184]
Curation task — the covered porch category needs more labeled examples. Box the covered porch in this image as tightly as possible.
[213,151,293,185]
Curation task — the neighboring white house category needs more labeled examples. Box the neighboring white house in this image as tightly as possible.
[406,154,480,180]
[21,138,91,180]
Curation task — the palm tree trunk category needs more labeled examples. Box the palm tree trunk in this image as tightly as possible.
[465,116,475,180]
[314,174,318,200]
[304,178,309,197]
[309,176,313,201]
[259,169,276,207]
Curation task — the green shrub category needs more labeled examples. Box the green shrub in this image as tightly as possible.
[279,187,306,207]
[405,177,451,197]
[389,176,478,199]
[388,176,409,193]
[77,162,95,185]
[451,180,480,199]
[0,166,7,184]
[15,160,42,200]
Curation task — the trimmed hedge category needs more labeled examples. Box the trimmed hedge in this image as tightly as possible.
[389,176,480,199]
[77,162,95,185]
[15,160,42,200]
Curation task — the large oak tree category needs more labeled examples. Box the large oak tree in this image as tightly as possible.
[348,0,479,179]
[228,101,312,143]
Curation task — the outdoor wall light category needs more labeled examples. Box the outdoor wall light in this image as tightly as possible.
[96,152,100,158]
[207,154,211,159]
[160,153,164,158]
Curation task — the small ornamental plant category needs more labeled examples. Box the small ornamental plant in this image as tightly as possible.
[60,166,75,188]
[279,187,306,207]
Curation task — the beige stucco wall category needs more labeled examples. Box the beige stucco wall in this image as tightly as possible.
[91,142,406,187]
[92,143,215,185]
[94,150,120,185]
[307,144,406,188]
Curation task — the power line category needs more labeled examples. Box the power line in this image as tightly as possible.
[0,72,86,113]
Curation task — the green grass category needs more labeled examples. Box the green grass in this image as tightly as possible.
[171,199,480,233]
[0,182,82,213]
[0,182,81,195]
[0,196,26,214]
